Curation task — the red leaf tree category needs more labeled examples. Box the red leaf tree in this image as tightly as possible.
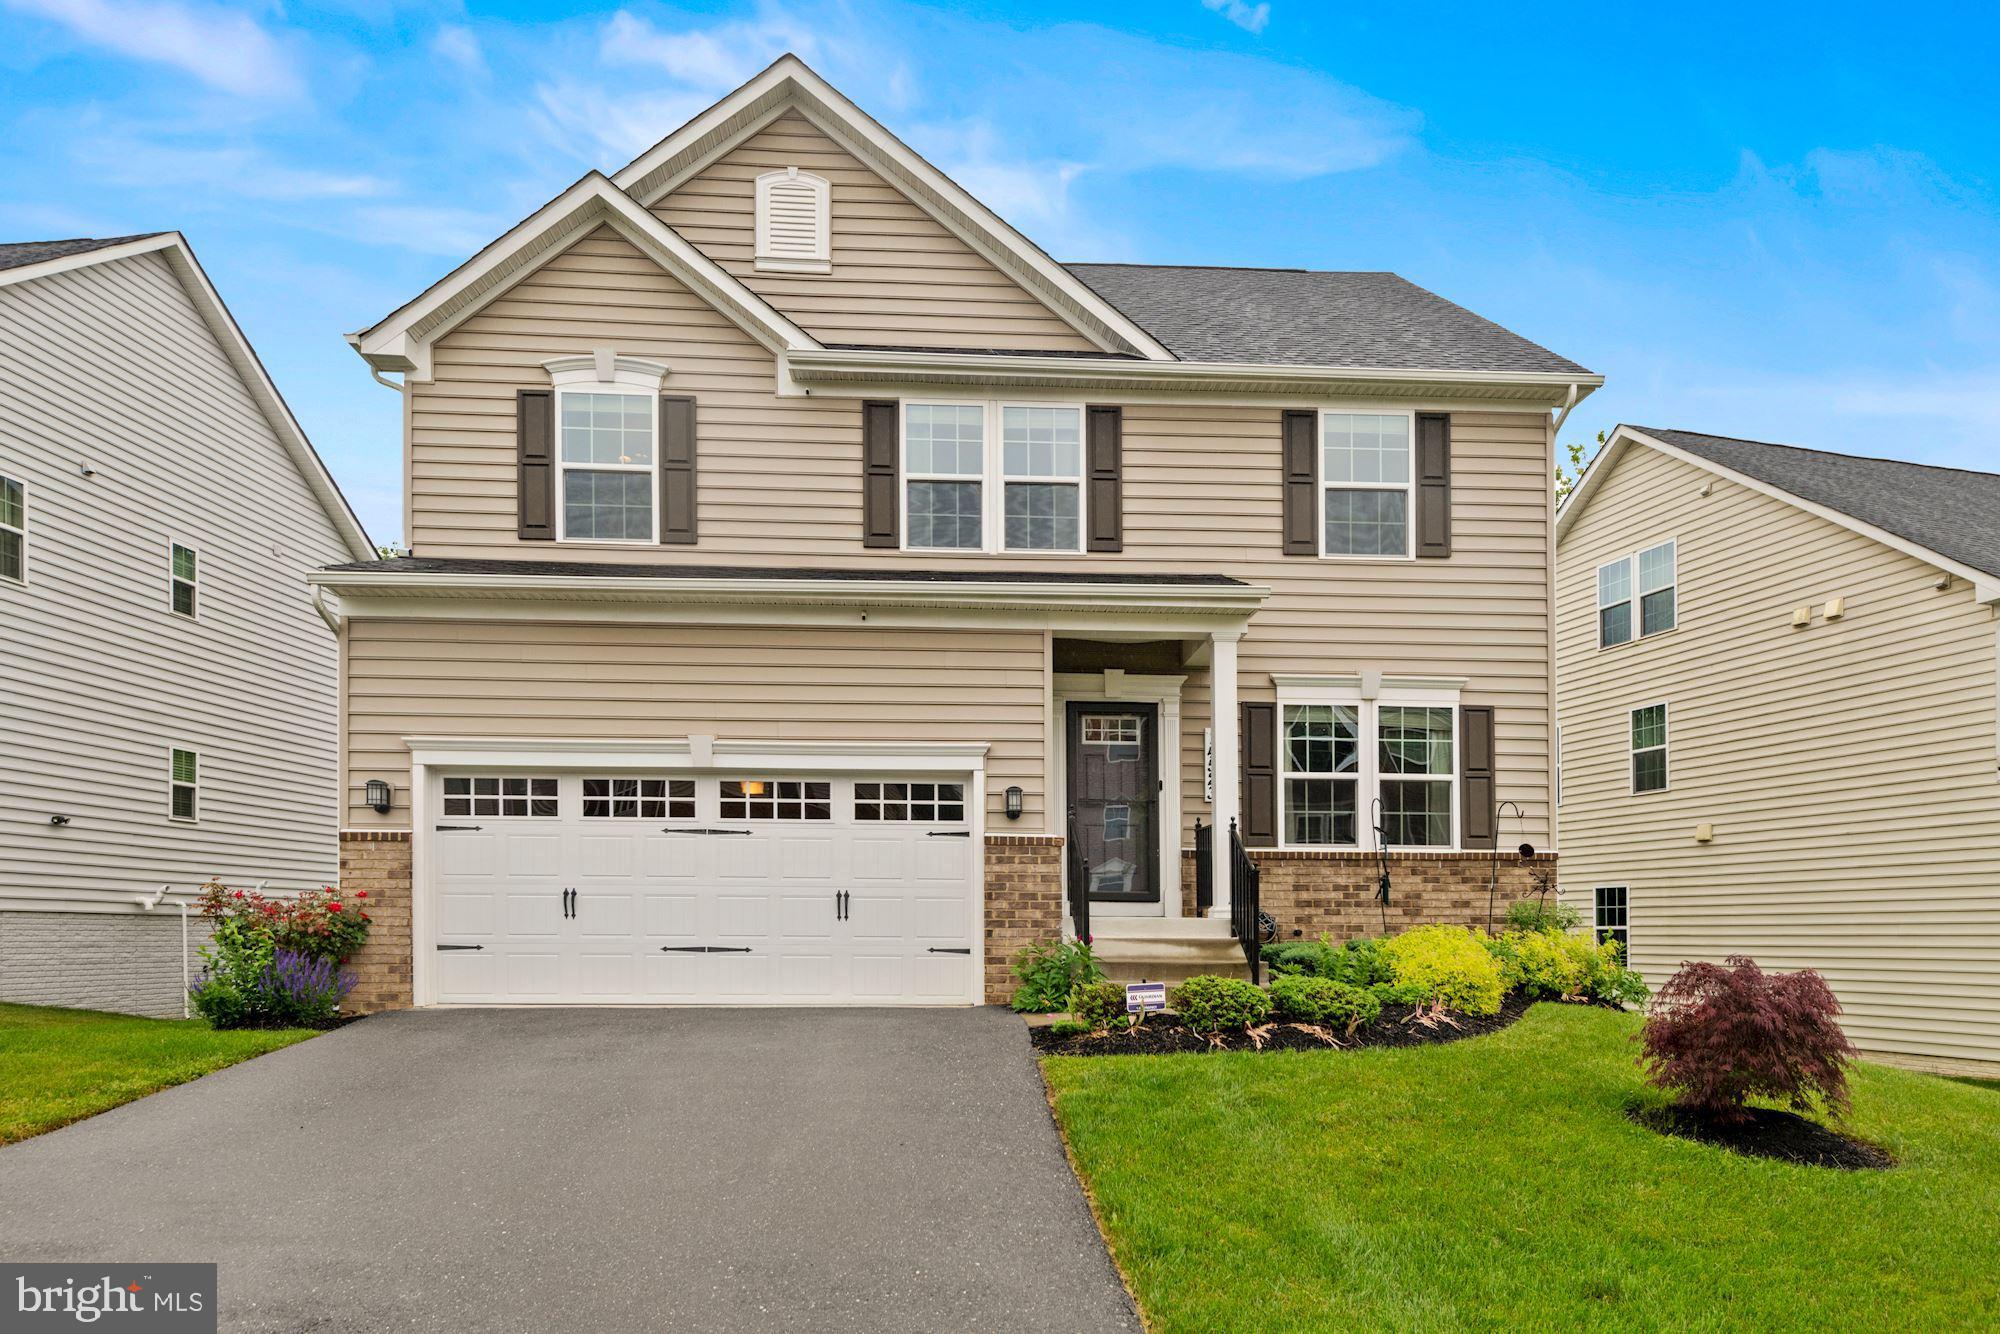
[1639,956,1856,1121]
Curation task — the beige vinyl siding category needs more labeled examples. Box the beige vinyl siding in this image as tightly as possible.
[1556,443,2000,1072]
[0,251,348,904]
[652,109,1099,352]
[343,620,1048,827]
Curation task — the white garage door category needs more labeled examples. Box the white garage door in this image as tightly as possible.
[425,772,978,1005]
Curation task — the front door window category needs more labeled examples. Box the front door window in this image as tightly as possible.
[1069,705,1158,903]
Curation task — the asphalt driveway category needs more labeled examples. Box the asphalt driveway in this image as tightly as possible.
[0,1008,1138,1333]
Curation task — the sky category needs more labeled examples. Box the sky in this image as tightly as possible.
[2,0,1995,545]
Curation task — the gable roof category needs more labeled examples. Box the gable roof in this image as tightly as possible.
[0,232,374,561]
[1560,424,2000,597]
[1066,265,1590,375]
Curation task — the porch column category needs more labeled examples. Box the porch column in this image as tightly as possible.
[1209,630,1240,917]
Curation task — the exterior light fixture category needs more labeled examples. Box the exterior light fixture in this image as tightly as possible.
[1004,786,1024,821]
[364,779,394,814]
[49,814,70,827]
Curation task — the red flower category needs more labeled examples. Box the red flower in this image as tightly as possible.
[329,903,342,912]
[360,912,371,922]
[355,890,367,899]
[233,891,244,899]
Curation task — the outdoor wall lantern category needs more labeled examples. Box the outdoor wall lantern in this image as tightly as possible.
[364,779,394,814]
[1004,786,1024,821]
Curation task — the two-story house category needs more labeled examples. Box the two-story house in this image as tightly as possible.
[1557,425,2000,1076]
[317,56,1597,1010]
[0,232,375,1016]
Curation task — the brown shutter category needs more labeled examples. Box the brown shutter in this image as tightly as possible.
[1281,410,1317,555]
[517,389,555,541]
[1415,412,1452,558]
[1085,405,1123,552]
[1240,701,1278,846]
[862,399,899,549]
[659,395,697,545]
[1461,704,1496,848]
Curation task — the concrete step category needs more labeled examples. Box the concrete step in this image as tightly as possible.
[1089,914,1234,941]
[1097,957,1259,988]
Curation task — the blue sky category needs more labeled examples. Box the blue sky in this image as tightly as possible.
[3,0,1994,544]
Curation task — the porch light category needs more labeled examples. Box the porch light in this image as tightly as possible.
[1004,786,1024,821]
[364,779,394,814]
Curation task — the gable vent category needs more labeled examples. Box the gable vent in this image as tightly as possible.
[755,167,831,273]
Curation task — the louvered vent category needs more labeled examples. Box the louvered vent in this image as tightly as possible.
[754,167,831,272]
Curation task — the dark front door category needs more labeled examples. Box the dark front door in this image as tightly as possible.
[1066,702,1159,904]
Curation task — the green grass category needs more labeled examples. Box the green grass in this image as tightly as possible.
[1044,1004,2000,1332]
[0,1002,314,1144]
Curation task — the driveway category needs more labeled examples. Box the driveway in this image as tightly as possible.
[0,1008,1139,1333]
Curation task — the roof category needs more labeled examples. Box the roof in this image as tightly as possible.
[1065,264,1592,375]
[326,556,1246,586]
[1627,427,2000,583]
[0,234,162,273]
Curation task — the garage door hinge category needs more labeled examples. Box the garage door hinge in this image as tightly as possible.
[663,827,753,836]
[926,830,972,838]
[435,824,481,831]
[435,944,484,951]
[928,947,972,955]
[660,945,755,953]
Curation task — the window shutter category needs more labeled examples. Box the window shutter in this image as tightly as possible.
[1085,405,1123,552]
[862,400,899,548]
[517,389,555,541]
[1461,704,1497,849]
[660,395,697,545]
[1281,410,1317,556]
[1416,412,1452,558]
[1240,701,1278,846]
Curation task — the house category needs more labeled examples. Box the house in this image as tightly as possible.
[0,233,375,1017]
[315,55,1596,1011]
[1556,425,2000,1076]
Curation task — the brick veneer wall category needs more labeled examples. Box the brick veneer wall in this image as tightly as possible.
[984,835,1064,1005]
[1182,849,1560,942]
[341,831,413,1012]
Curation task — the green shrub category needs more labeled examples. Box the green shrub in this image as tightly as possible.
[1260,939,1327,978]
[1484,928,1649,1006]
[1581,936,1651,1007]
[1379,925,1506,1016]
[1070,980,1132,1030]
[1047,1018,1091,1039]
[1262,935,1392,987]
[1269,974,1382,1032]
[1368,978,1429,1009]
[1504,897,1580,934]
[1009,939,1103,1013]
[1168,975,1271,1033]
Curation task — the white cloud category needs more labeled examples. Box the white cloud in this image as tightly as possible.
[432,24,486,77]
[78,141,390,200]
[529,79,718,163]
[347,204,509,257]
[597,9,817,90]
[1201,0,1271,35]
[3,0,304,99]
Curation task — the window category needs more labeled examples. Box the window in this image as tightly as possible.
[1594,886,1629,950]
[583,777,693,819]
[904,404,984,550]
[1321,412,1412,558]
[169,543,198,617]
[1599,540,1676,646]
[1283,704,1359,846]
[1001,406,1081,551]
[754,167,830,273]
[0,475,23,582]
[855,781,965,822]
[903,401,1086,553]
[558,391,655,542]
[442,776,558,817]
[168,748,198,821]
[1379,706,1455,846]
[721,779,831,821]
[1080,713,1142,762]
[1631,704,1668,793]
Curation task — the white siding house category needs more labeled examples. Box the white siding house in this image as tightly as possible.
[0,233,373,1015]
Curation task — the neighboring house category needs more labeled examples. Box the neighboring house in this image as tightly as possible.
[316,55,1597,1011]
[0,233,374,1016]
[1557,424,2000,1076]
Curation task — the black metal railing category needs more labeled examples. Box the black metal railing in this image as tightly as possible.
[1193,817,1213,914]
[1227,819,1262,982]
[1065,804,1092,945]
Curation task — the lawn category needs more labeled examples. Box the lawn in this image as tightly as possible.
[0,1002,315,1144]
[1044,1004,2000,1332]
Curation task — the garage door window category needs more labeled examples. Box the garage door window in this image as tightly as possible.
[855,781,965,822]
[443,776,558,817]
[583,777,694,819]
[721,779,831,821]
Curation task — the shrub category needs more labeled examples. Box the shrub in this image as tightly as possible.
[1070,980,1132,1031]
[1486,929,1649,1007]
[1262,935,1392,988]
[191,929,354,1029]
[197,880,370,964]
[1639,956,1856,1121]
[1010,939,1103,1014]
[254,950,355,1026]
[1269,974,1381,1032]
[1048,1018,1091,1039]
[1580,936,1650,1007]
[1168,975,1271,1033]
[1379,925,1506,1016]
[1504,897,1581,934]
[1260,939,1327,978]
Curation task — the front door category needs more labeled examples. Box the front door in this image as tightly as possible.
[1065,703,1160,913]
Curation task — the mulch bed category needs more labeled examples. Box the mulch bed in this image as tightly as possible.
[1030,990,1537,1056]
[219,1013,367,1033]
[1628,1104,1894,1170]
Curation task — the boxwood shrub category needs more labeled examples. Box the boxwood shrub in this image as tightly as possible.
[1269,974,1381,1032]
[1168,975,1271,1033]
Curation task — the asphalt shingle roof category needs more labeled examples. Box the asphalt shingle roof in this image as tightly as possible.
[1064,263,1591,375]
[1635,426,2000,581]
[0,235,160,273]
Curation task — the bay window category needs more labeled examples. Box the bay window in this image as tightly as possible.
[559,390,656,542]
[904,401,1085,553]
[1278,684,1460,849]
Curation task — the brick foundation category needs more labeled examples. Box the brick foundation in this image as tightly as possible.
[983,835,1064,1004]
[1183,849,1560,943]
[341,831,413,1013]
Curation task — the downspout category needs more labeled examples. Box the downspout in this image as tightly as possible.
[1551,381,1581,441]
[312,587,340,633]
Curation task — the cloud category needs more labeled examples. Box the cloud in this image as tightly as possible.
[529,79,718,163]
[1201,0,1271,35]
[77,141,391,201]
[2,0,304,99]
[432,24,485,77]
[597,9,817,90]
[347,204,509,257]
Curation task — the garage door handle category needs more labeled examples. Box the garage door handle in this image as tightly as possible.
[926,830,972,838]
[436,944,483,951]
[660,945,754,954]
[929,947,972,955]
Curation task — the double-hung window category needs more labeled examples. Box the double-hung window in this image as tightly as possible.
[1598,540,1676,646]
[169,748,199,822]
[1321,412,1413,558]
[904,402,1085,553]
[0,476,23,582]
[1001,406,1081,551]
[1631,704,1668,793]
[1279,685,1459,849]
[904,403,985,550]
[1594,886,1629,951]
[1379,706,1455,845]
[170,543,198,617]
[558,390,656,542]
[1283,704,1360,846]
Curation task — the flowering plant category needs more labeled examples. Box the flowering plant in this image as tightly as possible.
[197,880,369,963]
